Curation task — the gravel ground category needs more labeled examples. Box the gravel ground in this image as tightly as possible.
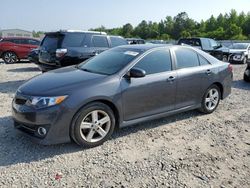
[0,59,249,188]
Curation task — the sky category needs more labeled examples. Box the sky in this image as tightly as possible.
[0,0,249,32]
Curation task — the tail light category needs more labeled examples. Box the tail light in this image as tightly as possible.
[56,49,67,58]
[228,64,233,72]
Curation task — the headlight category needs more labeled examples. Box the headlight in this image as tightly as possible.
[29,95,67,108]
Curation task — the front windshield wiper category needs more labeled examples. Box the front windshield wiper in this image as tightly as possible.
[76,66,110,75]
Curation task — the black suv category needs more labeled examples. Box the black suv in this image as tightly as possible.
[178,37,230,62]
[37,30,128,71]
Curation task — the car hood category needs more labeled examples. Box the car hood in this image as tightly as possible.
[18,66,107,95]
[216,46,230,53]
[229,49,247,54]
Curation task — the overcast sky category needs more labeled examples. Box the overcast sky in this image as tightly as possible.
[0,0,249,32]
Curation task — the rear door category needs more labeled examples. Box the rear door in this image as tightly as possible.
[121,49,177,120]
[91,35,110,54]
[173,47,214,109]
[18,39,38,58]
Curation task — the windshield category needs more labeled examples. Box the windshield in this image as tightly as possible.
[229,43,249,50]
[78,48,142,75]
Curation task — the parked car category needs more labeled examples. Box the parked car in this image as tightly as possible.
[228,43,250,64]
[126,38,145,45]
[27,48,39,64]
[12,44,232,147]
[244,61,250,82]
[178,37,230,62]
[37,30,128,72]
[146,40,168,44]
[0,37,40,63]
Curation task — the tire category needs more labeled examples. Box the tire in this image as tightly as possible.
[3,51,18,64]
[222,55,228,62]
[71,102,116,147]
[244,69,250,82]
[242,57,247,64]
[199,85,221,114]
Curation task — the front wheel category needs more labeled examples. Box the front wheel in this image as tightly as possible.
[3,52,18,64]
[199,85,221,114]
[242,57,247,64]
[71,102,116,147]
[222,55,228,62]
[244,69,250,82]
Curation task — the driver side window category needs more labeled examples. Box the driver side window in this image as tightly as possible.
[134,49,172,75]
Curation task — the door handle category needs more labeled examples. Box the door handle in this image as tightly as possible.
[206,69,212,75]
[167,76,175,82]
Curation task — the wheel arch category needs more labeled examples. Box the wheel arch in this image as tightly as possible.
[71,99,120,131]
[212,82,223,99]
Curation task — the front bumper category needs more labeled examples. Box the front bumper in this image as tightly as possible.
[12,95,73,145]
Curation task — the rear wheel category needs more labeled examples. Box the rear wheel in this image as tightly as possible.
[71,102,115,147]
[199,85,221,114]
[3,52,18,64]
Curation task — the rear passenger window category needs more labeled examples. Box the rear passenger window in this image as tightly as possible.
[62,33,85,47]
[198,55,210,66]
[134,50,172,75]
[28,39,40,45]
[110,37,127,47]
[92,36,109,48]
[175,48,199,69]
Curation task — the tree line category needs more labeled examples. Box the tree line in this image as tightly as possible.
[91,10,250,40]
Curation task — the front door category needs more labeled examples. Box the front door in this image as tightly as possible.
[121,49,177,121]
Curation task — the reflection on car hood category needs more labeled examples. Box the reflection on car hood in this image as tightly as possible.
[18,66,106,95]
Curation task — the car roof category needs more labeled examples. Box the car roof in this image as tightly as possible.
[117,44,173,51]
[45,30,107,35]
[1,37,40,40]
[126,38,144,41]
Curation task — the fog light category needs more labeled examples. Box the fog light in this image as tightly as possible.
[38,127,47,136]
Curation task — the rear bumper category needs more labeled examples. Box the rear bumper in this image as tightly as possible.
[222,72,233,100]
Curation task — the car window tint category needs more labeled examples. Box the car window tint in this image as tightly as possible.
[110,37,127,47]
[201,39,211,50]
[62,33,86,47]
[198,55,210,66]
[134,50,172,75]
[41,35,62,50]
[92,36,109,48]
[175,48,199,69]
[20,39,29,45]
[28,39,40,45]
[13,39,22,44]
[210,39,218,48]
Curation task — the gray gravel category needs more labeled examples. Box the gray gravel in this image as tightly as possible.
[0,59,249,188]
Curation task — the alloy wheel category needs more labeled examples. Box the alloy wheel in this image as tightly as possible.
[205,88,219,111]
[79,110,111,143]
[3,52,17,63]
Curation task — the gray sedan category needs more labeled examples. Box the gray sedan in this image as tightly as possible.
[12,45,233,147]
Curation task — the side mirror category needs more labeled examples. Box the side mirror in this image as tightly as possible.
[127,68,146,78]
